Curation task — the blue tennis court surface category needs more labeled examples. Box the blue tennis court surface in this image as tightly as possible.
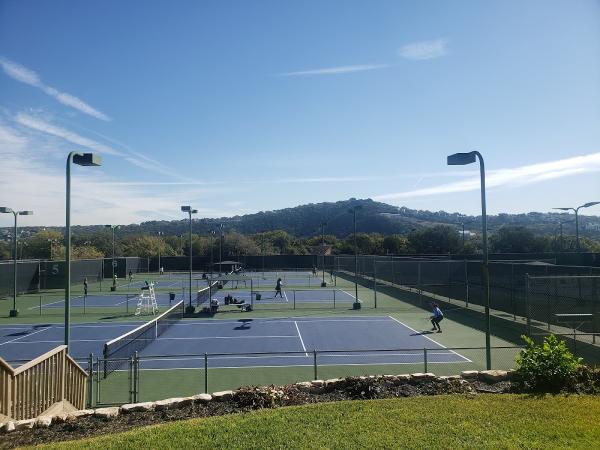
[212,288,356,304]
[0,316,470,370]
[29,292,185,309]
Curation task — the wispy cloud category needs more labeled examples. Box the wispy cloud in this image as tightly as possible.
[0,122,235,225]
[15,113,121,155]
[399,38,448,60]
[374,153,600,201]
[14,112,192,180]
[0,56,110,121]
[277,64,390,76]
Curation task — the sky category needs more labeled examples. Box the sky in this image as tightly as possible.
[1,0,599,227]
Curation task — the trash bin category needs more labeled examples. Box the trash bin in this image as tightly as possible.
[169,292,176,303]
[255,293,261,301]
[110,286,116,292]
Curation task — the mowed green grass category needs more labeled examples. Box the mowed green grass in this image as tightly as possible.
[39,395,600,449]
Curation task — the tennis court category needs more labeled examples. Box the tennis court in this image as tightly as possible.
[212,288,357,305]
[0,315,470,370]
[26,292,183,310]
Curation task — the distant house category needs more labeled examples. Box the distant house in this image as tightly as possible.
[311,244,332,256]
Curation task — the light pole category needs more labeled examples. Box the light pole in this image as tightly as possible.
[321,222,327,287]
[447,151,491,369]
[0,207,33,317]
[48,238,56,260]
[181,206,197,309]
[104,225,119,280]
[210,230,215,280]
[66,152,101,349]
[219,223,223,275]
[157,231,163,273]
[349,206,361,309]
[553,202,600,252]
[554,219,574,252]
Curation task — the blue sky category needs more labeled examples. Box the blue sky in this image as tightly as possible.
[1,0,599,227]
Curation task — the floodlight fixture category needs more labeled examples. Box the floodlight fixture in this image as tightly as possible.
[447,151,477,166]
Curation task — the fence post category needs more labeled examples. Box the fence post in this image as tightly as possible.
[313,350,318,380]
[293,290,296,310]
[592,276,598,345]
[134,351,140,403]
[40,295,42,316]
[87,353,94,408]
[423,348,428,373]
[128,355,134,403]
[373,261,377,309]
[510,263,515,319]
[525,274,531,337]
[464,260,469,308]
[204,353,208,393]
[333,289,336,309]
[418,262,422,306]
[96,356,101,406]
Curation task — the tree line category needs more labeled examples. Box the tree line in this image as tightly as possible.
[1,225,599,261]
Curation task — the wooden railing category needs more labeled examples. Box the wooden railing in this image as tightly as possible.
[0,346,88,421]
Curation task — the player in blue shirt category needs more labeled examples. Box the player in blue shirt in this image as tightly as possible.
[430,303,444,333]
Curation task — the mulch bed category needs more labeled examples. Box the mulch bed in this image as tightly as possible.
[0,375,593,449]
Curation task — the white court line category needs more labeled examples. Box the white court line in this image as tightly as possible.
[167,318,392,327]
[387,315,472,363]
[283,290,289,303]
[7,335,299,345]
[294,321,308,356]
[0,326,51,347]
[341,289,358,301]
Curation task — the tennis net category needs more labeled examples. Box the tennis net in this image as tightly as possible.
[103,300,184,377]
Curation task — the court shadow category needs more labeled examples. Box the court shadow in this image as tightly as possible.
[410,331,435,336]
[4,331,30,337]
[234,319,253,330]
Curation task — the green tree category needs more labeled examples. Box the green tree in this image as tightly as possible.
[490,226,550,253]
[382,235,409,254]
[0,241,11,259]
[24,229,63,259]
[122,235,176,258]
[408,225,461,254]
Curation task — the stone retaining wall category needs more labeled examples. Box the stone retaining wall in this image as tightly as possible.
[1,370,512,433]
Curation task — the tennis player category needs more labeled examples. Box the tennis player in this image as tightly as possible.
[430,303,444,333]
[274,278,283,298]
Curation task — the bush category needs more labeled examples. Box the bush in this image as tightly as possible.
[516,335,583,392]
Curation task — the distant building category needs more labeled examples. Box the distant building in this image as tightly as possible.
[311,244,332,255]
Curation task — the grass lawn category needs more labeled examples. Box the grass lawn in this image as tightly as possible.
[38,394,600,449]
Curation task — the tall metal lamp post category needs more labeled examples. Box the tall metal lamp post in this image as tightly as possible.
[104,224,120,280]
[349,206,361,309]
[65,152,101,349]
[0,207,33,317]
[553,202,600,252]
[447,151,491,369]
[321,222,327,287]
[219,223,224,275]
[157,231,163,273]
[181,206,197,309]
[210,230,215,280]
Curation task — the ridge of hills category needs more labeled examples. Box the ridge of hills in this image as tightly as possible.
[3,198,600,239]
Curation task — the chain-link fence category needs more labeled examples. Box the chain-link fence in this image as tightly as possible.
[87,345,522,407]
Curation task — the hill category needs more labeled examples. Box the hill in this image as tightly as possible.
[3,198,600,239]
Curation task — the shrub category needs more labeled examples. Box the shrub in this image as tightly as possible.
[515,335,583,392]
